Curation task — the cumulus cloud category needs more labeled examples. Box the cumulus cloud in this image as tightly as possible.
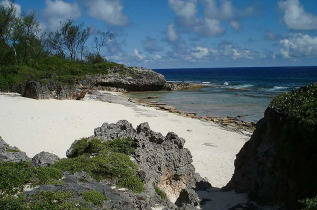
[43,0,81,31]
[85,0,128,26]
[167,24,179,42]
[279,0,317,30]
[168,0,261,37]
[141,37,163,53]
[280,33,317,58]
[0,0,21,17]
[191,47,208,58]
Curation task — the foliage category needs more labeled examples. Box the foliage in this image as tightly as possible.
[5,148,20,152]
[0,162,35,195]
[52,138,142,192]
[67,137,135,158]
[153,184,167,200]
[0,191,83,210]
[81,190,107,206]
[300,196,317,210]
[270,83,317,127]
[0,162,63,195]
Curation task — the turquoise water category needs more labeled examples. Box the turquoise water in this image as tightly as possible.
[128,66,317,122]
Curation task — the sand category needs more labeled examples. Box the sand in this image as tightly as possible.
[0,93,248,188]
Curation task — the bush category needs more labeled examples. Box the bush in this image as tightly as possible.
[0,162,35,195]
[0,162,63,195]
[81,190,107,206]
[67,137,135,158]
[51,152,144,192]
[0,191,80,210]
[300,196,317,210]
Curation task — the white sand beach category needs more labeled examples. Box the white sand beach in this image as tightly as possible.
[0,93,248,188]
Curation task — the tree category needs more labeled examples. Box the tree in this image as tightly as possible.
[92,31,114,56]
[46,20,91,61]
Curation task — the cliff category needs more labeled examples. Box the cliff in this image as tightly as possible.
[9,66,166,100]
[225,83,317,209]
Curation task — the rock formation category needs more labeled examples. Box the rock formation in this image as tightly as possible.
[11,66,166,100]
[225,83,317,210]
[0,136,30,162]
[68,120,203,206]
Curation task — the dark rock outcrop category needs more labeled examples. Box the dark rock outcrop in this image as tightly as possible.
[0,136,30,162]
[225,84,317,210]
[13,80,89,100]
[78,67,166,91]
[67,120,202,207]
[32,151,60,167]
[12,67,166,99]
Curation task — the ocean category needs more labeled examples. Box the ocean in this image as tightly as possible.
[127,66,317,122]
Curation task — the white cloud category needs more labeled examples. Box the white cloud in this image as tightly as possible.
[210,43,255,60]
[43,0,81,31]
[141,37,163,53]
[86,0,128,26]
[191,47,208,58]
[168,0,260,37]
[279,0,317,30]
[167,24,179,42]
[280,33,317,58]
[168,0,197,26]
[194,18,225,36]
[0,0,21,17]
[134,49,145,60]
[230,21,240,31]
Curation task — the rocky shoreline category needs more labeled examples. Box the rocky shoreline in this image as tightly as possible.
[127,96,256,135]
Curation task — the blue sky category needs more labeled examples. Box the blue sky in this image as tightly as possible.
[5,0,317,68]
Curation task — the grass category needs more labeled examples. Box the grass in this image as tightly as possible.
[81,190,107,206]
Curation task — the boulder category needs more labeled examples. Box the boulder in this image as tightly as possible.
[32,151,60,167]
[225,83,317,210]
[68,120,202,206]
[0,136,30,162]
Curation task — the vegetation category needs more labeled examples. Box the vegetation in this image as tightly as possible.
[270,83,317,127]
[51,137,143,193]
[5,148,20,152]
[0,190,90,210]
[153,183,167,200]
[0,162,63,195]
[81,190,107,206]
[0,1,125,91]
[300,196,317,210]
[67,137,136,158]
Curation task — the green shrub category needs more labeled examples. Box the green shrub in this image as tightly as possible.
[153,184,167,200]
[5,149,20,153]
[0,162,36,195]
[300,196,317,210]
[67,137,135,158]
[36,167,63,185]
[81,190,107,206]
[0,162,63,195]
[51,152,144,192]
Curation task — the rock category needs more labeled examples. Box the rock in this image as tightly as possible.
[164,82,206,91]
[175,189,200,207]
[83,120,202,205]
[78,67,166,91]
[225,84,317,210]
[0,136,30,163]
[32,151,60,167]
[13,80,89,100]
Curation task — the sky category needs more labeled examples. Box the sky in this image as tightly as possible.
[3,0,317,68]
